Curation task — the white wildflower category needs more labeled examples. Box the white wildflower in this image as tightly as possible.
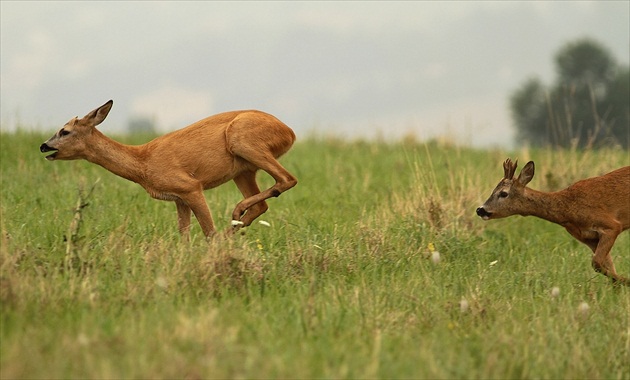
[155,276,168,290]
[258,220,271,227]
[431,251,441,264]
[231,220,244,226]
[77,333,90,347]
[489,260,498,267]
[578,302,590,318]
[551,287,560,298]
[459,298,469,313]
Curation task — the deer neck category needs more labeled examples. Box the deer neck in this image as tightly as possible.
[84,130,146,184]
[521,187,571,225]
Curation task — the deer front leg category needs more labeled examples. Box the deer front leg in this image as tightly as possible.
[181,191,216,239]
[591,230,629,286]
[175,200,192,238]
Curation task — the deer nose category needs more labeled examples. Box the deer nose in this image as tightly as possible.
[476,207,490,217]
[40,143,53,153]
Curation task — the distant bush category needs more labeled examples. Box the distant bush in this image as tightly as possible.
[510,38,629,149]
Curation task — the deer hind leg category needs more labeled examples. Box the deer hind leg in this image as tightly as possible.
[591,229,629,286]
[230,152,296,223]
[231,171,269,229]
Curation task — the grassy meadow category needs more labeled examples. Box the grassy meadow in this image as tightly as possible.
[1,130,629,379]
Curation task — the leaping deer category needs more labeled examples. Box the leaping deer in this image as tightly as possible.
[476,158,629,286]
[40,100,297,239]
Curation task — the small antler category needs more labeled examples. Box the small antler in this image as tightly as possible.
[503,158,518,179]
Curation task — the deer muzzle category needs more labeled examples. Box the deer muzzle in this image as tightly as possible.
[40,143,58,160]
[476,207,492,220]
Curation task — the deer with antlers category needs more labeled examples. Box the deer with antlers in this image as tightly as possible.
[40,100,297,239]
[476,158,629,286]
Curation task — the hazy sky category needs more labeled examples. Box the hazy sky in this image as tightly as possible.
[1,1,628,147]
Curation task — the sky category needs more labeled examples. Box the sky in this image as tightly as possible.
[1,1,628,148]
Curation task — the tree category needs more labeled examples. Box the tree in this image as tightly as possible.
[605,67,630,147]
[510,38,629,149]
[511,78,548,146]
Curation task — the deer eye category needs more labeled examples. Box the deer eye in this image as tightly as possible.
[498,191,509,198]
[60,129,71,136]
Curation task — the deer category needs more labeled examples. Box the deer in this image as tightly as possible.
[476,158,630,286]
[40,100,297,239]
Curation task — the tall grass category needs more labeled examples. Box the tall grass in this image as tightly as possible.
[1,131,629,379]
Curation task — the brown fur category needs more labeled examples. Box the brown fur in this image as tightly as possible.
[40,100,297,238]
[477,158,630,286]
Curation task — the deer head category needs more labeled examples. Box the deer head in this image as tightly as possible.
[40,100,113,161]
[476,158,535,220]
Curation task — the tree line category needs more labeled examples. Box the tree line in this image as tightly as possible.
[510,38,629,149]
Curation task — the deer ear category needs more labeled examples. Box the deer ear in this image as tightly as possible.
[83,100,113,127]
[517,161,535,186]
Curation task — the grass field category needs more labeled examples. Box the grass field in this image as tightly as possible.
[1,130,629,379]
